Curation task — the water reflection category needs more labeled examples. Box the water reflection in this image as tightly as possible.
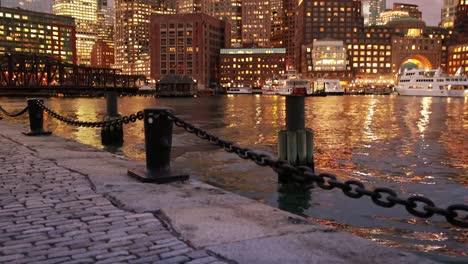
[418,97,432,136]
[277,182,311,216]
[1,95,467,261]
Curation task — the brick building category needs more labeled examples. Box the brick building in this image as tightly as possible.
[295,0,364,73]
[150,13,230,89]
[219,48,286,89]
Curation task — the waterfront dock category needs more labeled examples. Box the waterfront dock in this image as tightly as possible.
[0,120,437,263]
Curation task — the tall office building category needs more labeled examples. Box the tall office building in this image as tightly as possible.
[91,0,115,67]
[176,0,203,13]
[150,13,230,89]
[270,0,283,47]
[369,0,385,25]
[455,0,467,39]
[295,0,364,72]
[212,0,242,47]
[0,6,76,63]
[241,0,270,47]
[115,0,173,77]
[283,0,299,68]
[53,0,98,66]
[441,0,459,28]
[362,0,371,25]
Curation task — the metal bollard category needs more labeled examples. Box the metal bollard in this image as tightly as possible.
[128,107,189,184]
[286,96,305,131]
[278,95,314,183]
[101,91,123,146]
[24,99,51,136]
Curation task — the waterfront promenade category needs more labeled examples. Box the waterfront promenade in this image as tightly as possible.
[0,119,437,264]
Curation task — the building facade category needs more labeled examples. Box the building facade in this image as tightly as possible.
[388,18,444,74]
[455,0,468,40]
[91,0,115,67]
[392,3,422,19]
[447,43,468,74]
[369,0,386,25]
[212,0,242,47]
[295,0,364,72]
[175,0,205,13]
[0,7,76,64]
[115,0,173,77]
[219,48,286,89]
[283,0,299,68]
[310,40,347,72]
[241,0,271,48]
[378,9,410,25]
[347,26,393,78]
[441,0,459,28]
[53,0,97,66]
[270,0,283,47]
[90,40,114,67]
[150,13,230,89]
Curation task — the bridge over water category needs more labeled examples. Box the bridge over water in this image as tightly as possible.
[0,53,146,96]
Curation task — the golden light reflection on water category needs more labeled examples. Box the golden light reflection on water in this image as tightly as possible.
[364,97,377,142]
[417,97,432,136]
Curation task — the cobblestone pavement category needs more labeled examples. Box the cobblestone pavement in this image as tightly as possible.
[0,135,228,264]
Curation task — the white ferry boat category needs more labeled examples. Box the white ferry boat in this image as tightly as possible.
[261,78,279,95]
[277,70,310,96]
[396,67,468,97]
[226,84,252,94]
[312,79,344,95]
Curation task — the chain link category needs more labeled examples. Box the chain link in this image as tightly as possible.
[166,111,467,228]
[0,105,29,117]
[34,100,144,128]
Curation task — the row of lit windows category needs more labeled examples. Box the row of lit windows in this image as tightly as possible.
[448,60,468,66]
[222,57,285,62]
[351,51,392,56]
[221,64,280,69]
[220,70,276,75]
[352,57,389,62]
[352,63,391,68]
[348,45,392,50]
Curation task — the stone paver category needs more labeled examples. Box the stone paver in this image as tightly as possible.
[0,134,227,264]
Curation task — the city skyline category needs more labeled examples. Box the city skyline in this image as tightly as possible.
[1,0,445,26]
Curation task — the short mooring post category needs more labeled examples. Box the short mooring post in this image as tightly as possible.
[24,98,51,136]
[128,107,189,184]
[101,91,123,146]
[278,96,314,182]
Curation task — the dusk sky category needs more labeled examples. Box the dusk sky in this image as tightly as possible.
[3,0,445,26]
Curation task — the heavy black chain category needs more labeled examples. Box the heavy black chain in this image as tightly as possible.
[166,111,468,228]
[0,105,29,117]
[34,100,144,128]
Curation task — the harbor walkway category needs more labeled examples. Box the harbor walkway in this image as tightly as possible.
[0,120,436,264]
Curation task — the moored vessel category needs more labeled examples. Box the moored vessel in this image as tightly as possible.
[261,78,279,95]
[312,79,344,95]
[277,70,310,96]
[226,84,253,94]
[395,67,468,97]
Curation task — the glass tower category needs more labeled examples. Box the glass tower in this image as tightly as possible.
[369,0,386,25]
[53,0,98,66]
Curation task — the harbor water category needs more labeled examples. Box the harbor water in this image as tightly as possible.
[1,95,467,262]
